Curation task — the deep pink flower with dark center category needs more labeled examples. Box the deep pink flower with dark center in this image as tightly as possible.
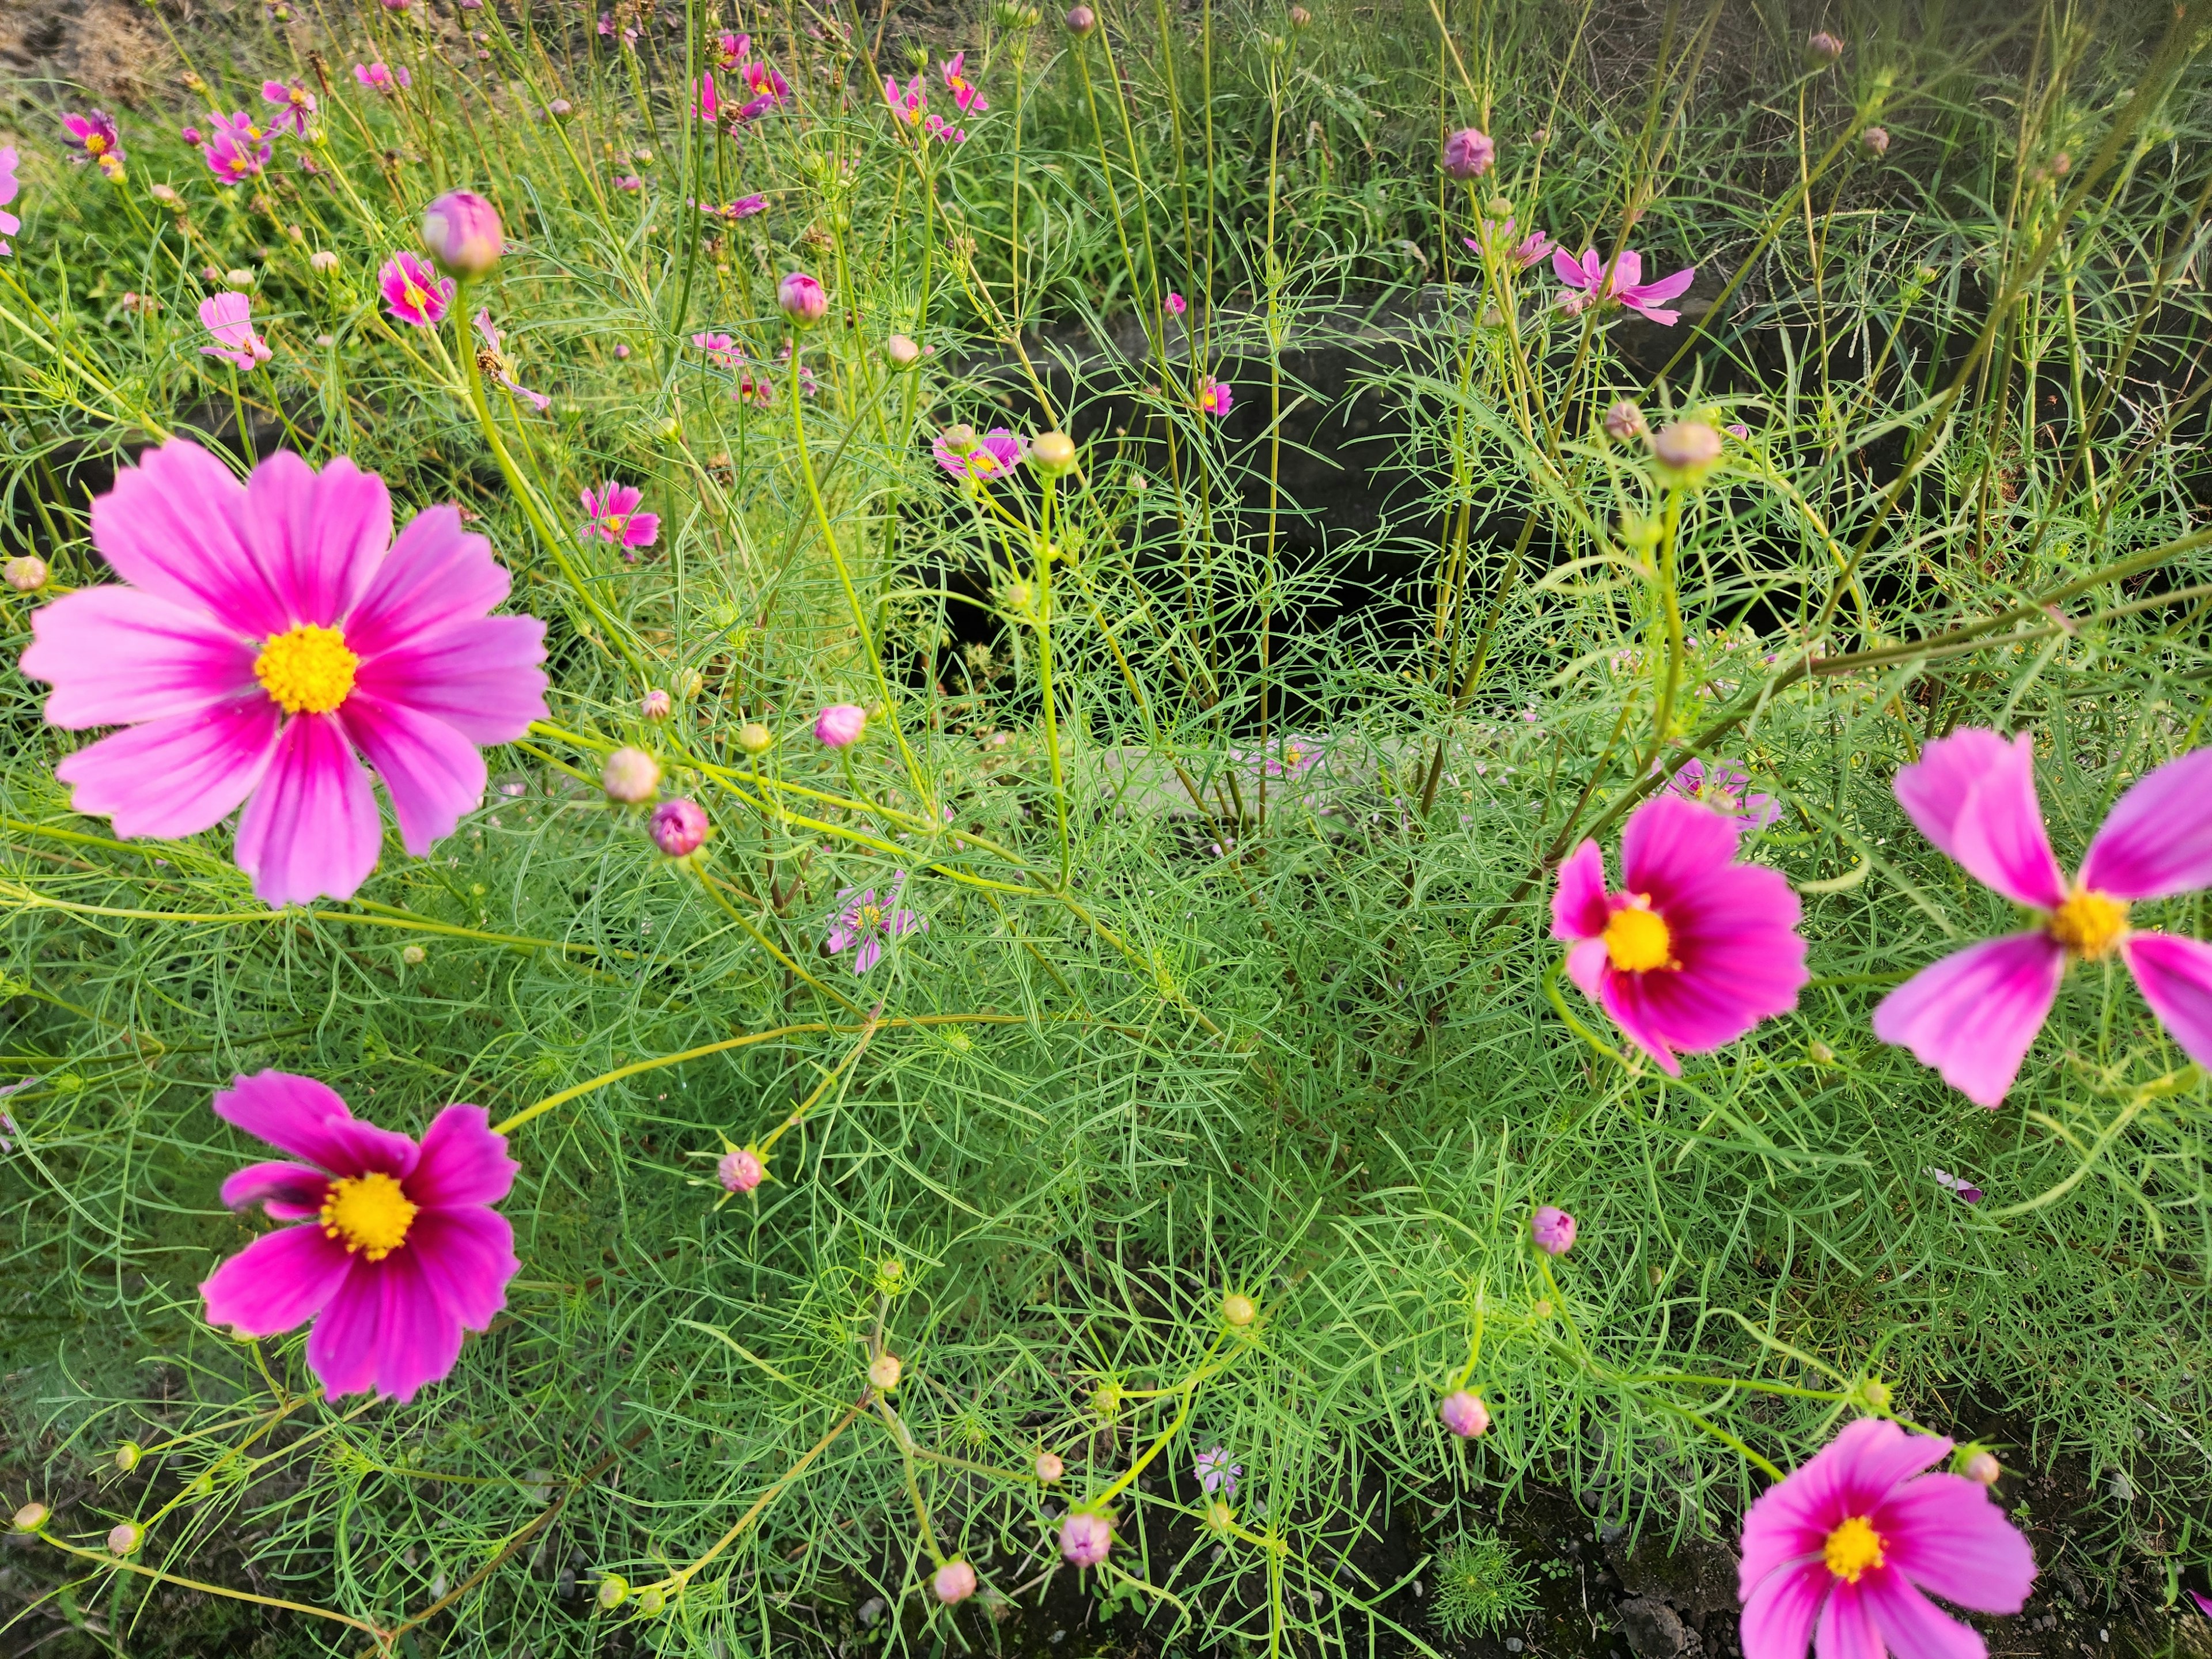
[581,483,660,554]
[1738,1418,2034,1659]
[933,427,1022,482]
[21,441,550,905]
[1552,247,1697,325]
[1661,756,1781,829]
[261,79,318,135]
[61,110,122,167]
[198,1070,520,1402]
[204,111,273,184]
[942,51,988,113]
[1,147,24,258]
[199,293,272,370]
[1873,729,2212,1107]
[380,250,454,327]
[1551,796,1808,1073]
[826,872,926,974]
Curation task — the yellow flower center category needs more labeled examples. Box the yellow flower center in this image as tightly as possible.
[319,1172,418,1261]
[254,623,359,715]
[859,904,884,931]
[2047,884,2129,961]
[1823,1516,1886,1585]
[403,282,427,309]
[1603,899,1676,973]
[85,135,109,156]
[604,514,626,535]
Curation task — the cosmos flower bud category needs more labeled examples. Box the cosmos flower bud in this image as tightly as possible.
[1861,125,1889,157]
[1531,1205,1577,1255]
[1963,1451,2001,1486]
[5,555,49,592]
[636,1588,666,1616]
[718,1146,765,1192]
[597,1574,629,1608]
[1603,400,1647,442]
[1650,419,1723,482]
[641,687,673,721]
[778,271,827,325]
[1222,1291,1256,1326]
[1288,5,1310,24]
[1060,1512,1112,1566]
[1442,127,1495,181]
[1805,29,1843,65]
[934,1560,978,1603]
[885,332,923,369]
[650,797,709,857]
[108,1522,141,1555]
[1439,1390,1490,1438]
[1035,1450,1064,1482]
[310,249,339,272]
[550,97,573,118]
[1859,1378,1893,1411]
[421,189,503,279]
[815,703,866,747]
[12,1502,48,1532]
[1029,431,1077,474]
[869,1353,903,1391]
[738,722,774,755]
[1065,4,1095,31]
[1206,1498,1236,1532]
[402,945,427,966]
[603,747,661,803]
[114,1441,142,1472]
[1809,1038,1836,1065]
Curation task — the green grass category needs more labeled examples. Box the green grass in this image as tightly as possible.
[2,0,2211,1653]
[1430,1528,1537,1639]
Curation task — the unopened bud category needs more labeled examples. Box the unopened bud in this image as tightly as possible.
[114,1441,142,1472]
[1651,419,1723,481]
[1859,1378,1893,1411]
[1603,400,1647,442]
[641,687,673,721]
[1059,1511,1112,1566]
[1035,1450,1064,1482]
[778,271,828,325]
[1963,1451,2001,1486]
[934,1560,978,1603]
[1860,125,1889,158]
[737,722,774,755]
[636,1588,666,1616]
[603,747,660,803]
[1030,430,1077,474]
[814,703,866,748]
[885,332,923,369]
[1439,1390,1490,1438]
[12,1502,48,1532]
[402,945,427,966]
[1805,29,1843,65]
[1065,3,1095,31]
[1809,1038,1836,1065]
[5,555,49,592]
[869,1353,904,1391]
[1205,1498,1236,1532]
[421,188,504,279]
[108,1522,141,1555]
[1287,5,1310,25]
[597,1574,629,1608]
[649,797,709,857]
[718,1146,764,1192]
[1222,1291,1256,1327]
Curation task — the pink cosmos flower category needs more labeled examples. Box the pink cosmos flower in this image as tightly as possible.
[198,292,272,370]
[1737,1418,2035,1659]
[581,483,660,554]
[825,872,926,974]
[1552,247,1698,326]
[203,111,274,184]
[22,441,550,905]
[692,330,743,367]
[816,703,866,746]
[1060,1512,1112,1567]
[61,110,123,167]
[1551,796,1809,1073]
[715,29,750,67]
[1661,756,1781,829]
[942,51,988,113]
[933,427,1022,482]
[885,72,928,127]
[473,311,551,413]
[1193,1446,1240,1497]
[261,79,318,136]
[1464,218,1556,271]
[380,251,454,327]
[613,173,643,192]
[1,147,23,258]
[1198,377,1233,417]
[696,195,767,219]
[734,51,791,110]
[926,115,968,143]
[198,1070,520,1402]
[1164,291,1187,316]
[1531,1205,1575,1254]
[353,62,411,91]
[1873,730,2212,1106]
[695,71,727,122]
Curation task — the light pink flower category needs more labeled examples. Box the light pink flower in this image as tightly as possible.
[692,330,743,367]
[933,427,1022,482]
[825,873,925,974]
[1551,796,1809,1073]
[942,50,988,113]
[1531,1205,1575,1254]
[261,79,317,136]
[1738,1418,2034,1659]
[1441,126,1493,180]
[198,1071,520,1402]
[581,483,660,554]
[1873,730,2212,1106]
[1193,1446,1240,1497]
[0,146,17,257]
[1463,217,1556,270]
[379,251,454,327]
[21,442,550,906]
[815,703,866,746]
[203,111,272,184]
[934,1560,978,1604]
[198,292,272,370]
[1661,756,1780,829]
[1060,1512,1112,1567]
[1552,247,1698,326]
[1198,376,1233,417]
[473,311,551,413]
[353,62,411,91]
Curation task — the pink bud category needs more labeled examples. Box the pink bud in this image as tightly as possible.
[421,189,503,279]
[1963,1452,2001,1486]
[1035,1450,1064,1482]
[1805,29,1843,65]
[1065,4,1094,30]
[650,797,709,856]
[1442,127,1494,181]
[778,270,827,325]
[1531,1205,1576,1255]
[1861,125,1889,157]
[5,555,49,592]
[718,1146,764,1192]
[1439,1391,1490,1438]
[641,687,673,720]
[933,1560,978,1603]
[603,746,661,802]
[814,703,867,747]
[1059,1511,1111,1567]
[1604,399,1647,442]
[1652,419,1723,476]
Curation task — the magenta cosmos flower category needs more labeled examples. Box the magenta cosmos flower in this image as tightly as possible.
[934,426,1022,482]
[942,51,988,113]
[1531,1205,1575,1254]
[62,110,123,167]
[204,111,273,183]
[1441,127,1494,180]
[1551,796,1809,1073]
[885,71,929,128]
[1464,217,1557,271]
[354,62,411,90]
[1662,756,1781,829]
[581,483,660,554]
[261,79,317,135]
[1873,730,2212,1107]
[22,442,549,906]
[1198,377,1233,417]
[1553,247,1697,325]
[0,145,18,256]
[380,251,453,328]
[199,293,272,370]
[826,873,926,974]
[199,1070,520,1402]
[1060,1512,1112,1566]
[1738,1418,2034,1659]
[816,703,866,747]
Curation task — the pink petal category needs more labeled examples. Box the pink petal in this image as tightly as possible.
[1813,1583,1884,1659]
[1630,264,1696,306]
[1566,937,1610,1001]
[1874,1476,2035,1614]
[242,450,390,626]
[1643,861,1809,1048]
[1553,247,1593,289]
[1892,730,2067,909]
[351,615,548,746]
[1873,933,2065,1107]
[1604,249,1644,291]
[200,1222,355,1336]
[54,696,282,840]
[2080,747,2212,901]
[305,1248,464,1402]
[233,712,382,906]
[320,1114,422,1180]
[2122,932,2212,1072]
[404,1205,517,1330]
[1619,795,1743,903]
[853,934,884,974]
[408,1105,519,1208]
[88,440,290,637]
[24,586,258,727]
[622,513,661,548]
[1858,1570,1990,1659]
[343,506,514,662]
[219,1159,329,1219]
[1622,301,1681,325]
[1740,1559,1829,1659]
[1597,970,1686,1074]
[1551,839,1611,940]
[213,1070,358,1165]
[342,692,486,856]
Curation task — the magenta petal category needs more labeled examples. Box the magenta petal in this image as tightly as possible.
[1740,1560,1828,1659]
[306,1253,465,1401]
[2122,933,2212,1073]
[302,1260,381,1397]
[200,1223,355,1336]
[213,1070,357,1165]
[1551,839,1610,940]
[408,1105,519,1208]
[320,1114,422,1180]
[242,450,390,626]
[1858,1570,1990,1659]
[352,615,548,746]
[89,440,290,637]
[1597,971,1684,1074]
[1874,1476,2035,1613]
[24,587,257,728]
[1873,933,2065,1107]
[54,696,282,840]
[405,1205,517,1330]
[219,1160,329,1219]
[2080,747,2212,901]
[1631,264,1696,306]
[343,506,513,660]
[622,512,661,548]
[1619,796,1742,903]
[1893,730,2067,909]
[342,693,486,856]
[1566,937,1609,1001]
[1813,1584,1884,1659]
[234,713,382,906]
[1553,247,1592,288]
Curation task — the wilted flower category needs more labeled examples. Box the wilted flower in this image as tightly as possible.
[1660,756,1779,828]
[310,249,339,272]
[826,872,926,974]
[198,293,272,369]
[379,250,454,327]
[473,312,551,413]
[1036,1450,1065,1480]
